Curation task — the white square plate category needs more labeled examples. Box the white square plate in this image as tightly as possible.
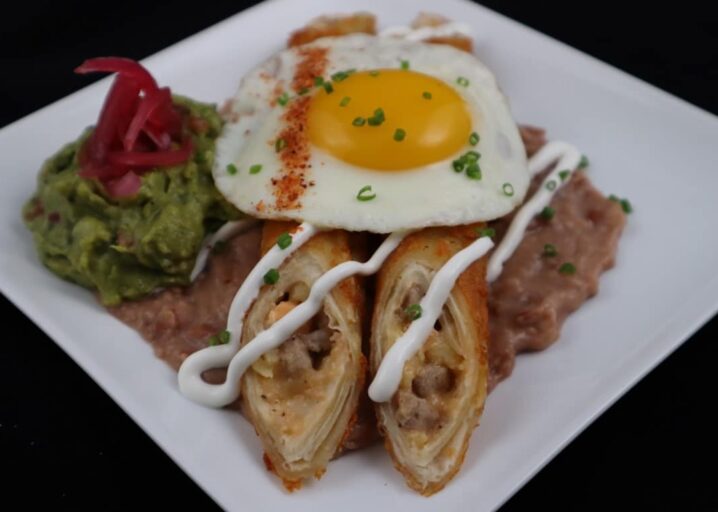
[2,0,718,510]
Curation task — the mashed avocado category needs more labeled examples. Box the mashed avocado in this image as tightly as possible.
[23,97,240,305]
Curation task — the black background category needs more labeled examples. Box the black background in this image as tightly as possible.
[2,1,717,510]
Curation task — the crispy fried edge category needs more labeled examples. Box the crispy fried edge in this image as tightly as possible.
[287,12,377,47]
[371,224,489,496]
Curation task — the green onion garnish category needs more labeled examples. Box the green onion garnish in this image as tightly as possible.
[400,59,410,70]
[277,92,290,106]
[466,162,482,180]
[393,128,406,142]
[559,262,576,275]
[422,91,432,100]
[578,155,589,169]
[263,268,280,285]
[314,76,324,86]
[323,82,334,94]
[546,180,557,191]
[275,138,287,152]
[477,227,495,238]
[352,117,366,127]
[298,87,310,95]
[404,303,422,321]
[331,69,355,82]
[465,150,480,162]
[357,185,376,202]
[276,232,292,250]
[620,198,633,214]
[226,163,238,176]
[249,164,263,174]
[502,183,514,196]
[339,96,351,107]
[452,159,465,173]
[367,107,385,126]
[542,243,558,257]
[559,170,571,182]
[609,195,633,214]
[469,132,480,146]
[456,76,470,87]
[209,330,231,346]
[539,206,555,220]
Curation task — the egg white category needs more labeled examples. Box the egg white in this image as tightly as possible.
[213,34,528,233]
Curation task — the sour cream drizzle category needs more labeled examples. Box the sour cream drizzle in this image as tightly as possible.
[178,227,408,407]
[368,236,494,402]
[178,222,320,407]
[189,218,260,281]
[487,141,582,282]
[380,22,472,41]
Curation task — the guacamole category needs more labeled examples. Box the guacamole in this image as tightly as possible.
[23,97,240,305]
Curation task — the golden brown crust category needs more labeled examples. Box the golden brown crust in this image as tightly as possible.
[242,222,365,488]
[371,224,489,496]
[287,12,377,47]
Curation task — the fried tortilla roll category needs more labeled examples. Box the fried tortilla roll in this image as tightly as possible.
[370,225,489,496]
[240,221,365,490]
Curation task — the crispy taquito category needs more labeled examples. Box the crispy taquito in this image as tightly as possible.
[240,221,365,490]
[370,225,489,495]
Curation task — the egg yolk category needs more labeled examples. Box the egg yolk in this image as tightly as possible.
[307,69,473,171]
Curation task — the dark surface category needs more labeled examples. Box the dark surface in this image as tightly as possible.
[1,1,716,510]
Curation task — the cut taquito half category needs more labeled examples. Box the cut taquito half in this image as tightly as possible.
[370,225,489,495]
[240,221,365,490]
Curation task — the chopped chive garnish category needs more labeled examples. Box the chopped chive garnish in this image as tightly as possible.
[369,70,380,77]
[610,195,633,214]
[559,170,571,182]
[209,329,231,346]
[539,206,555,220]
[226,163,238,175]
[502,183,514,196]
[456,76,470,87]
[543,243,558,257]
[469,132,480,146]
[393,128,406,142]
[356,185,376,202]
[339,96,351,107]
[352,117,366,127]
[314,76,324,86]
[323,82,334,94]
[546,180,557,191]
[263,268,280,285]
[404,303,422,321]
[422,91,432,100]
[452,159,465,173]
[331,69,354,82]
[578,154,589,169]
[276,232,292,250]
[277,92,290,106]
[298,87,310,95]
[367,107,385,126]
[275,138,287,152]
[620,198,633,214]
[249,164,263,174]
[559,262,576,275]
[466,162,482,180]
[400,59,410,70]
[465,150,480,162]
[477,227,495,238]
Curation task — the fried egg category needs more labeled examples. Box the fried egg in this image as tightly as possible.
[213,34,528,233]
